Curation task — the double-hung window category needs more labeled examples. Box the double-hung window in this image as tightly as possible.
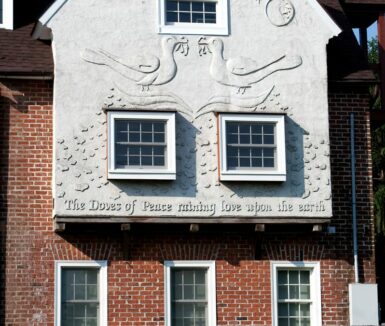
[219,114,286,181]
[0,0,13,29]
[55,261,108,326]
[158,0,229,35]
[108,111,176,180]
[271,262,322,326]
[164,261,216,326]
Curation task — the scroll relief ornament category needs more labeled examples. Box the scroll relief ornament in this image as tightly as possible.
[81,36,189,91]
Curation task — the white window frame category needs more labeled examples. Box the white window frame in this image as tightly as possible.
[219,114,286,181]
[0,0,13,29]
[158,0,229,35]
[271,261,322,326]
[164,260,217,326]
[107,111,176,180]
[54,260,108,326]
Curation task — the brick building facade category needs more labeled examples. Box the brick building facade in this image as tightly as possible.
[0,1,384,326]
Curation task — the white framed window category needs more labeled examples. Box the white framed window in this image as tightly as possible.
[164,261,217,326]
[158,0,229,35]
[54,260,108,326]
[271,262,322,326]
[218,114,286,181]
[0,0,13,29]
[108,111,176,180]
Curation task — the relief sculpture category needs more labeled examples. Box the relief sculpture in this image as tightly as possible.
[81,36,189,91]
[198,37,302,94]
[266,0,295,27]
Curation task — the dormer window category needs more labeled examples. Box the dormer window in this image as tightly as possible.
[0,0,13,29]
[158,0,228,35]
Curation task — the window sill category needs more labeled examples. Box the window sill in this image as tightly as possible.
[108,170,176,180]
[220,172,286,182]
[158,24,228,35]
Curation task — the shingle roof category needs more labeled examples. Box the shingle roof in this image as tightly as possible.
[0,0,54,76]
[0,23,53,76]
[0,0,378,82]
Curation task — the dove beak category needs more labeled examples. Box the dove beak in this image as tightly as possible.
[198,37,208,45]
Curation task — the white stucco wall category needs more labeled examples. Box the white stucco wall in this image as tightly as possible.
[49,0,338,220]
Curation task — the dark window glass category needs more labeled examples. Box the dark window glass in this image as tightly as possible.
[171,268,208,326]
[165,0,217,24]
[115,120,167,169]
[61,268,99,326]
[226,121,276,169]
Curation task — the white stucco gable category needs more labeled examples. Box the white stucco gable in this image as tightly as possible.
[47,0,341,221]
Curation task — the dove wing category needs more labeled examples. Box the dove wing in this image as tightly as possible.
[227,55,287,76]
[97,49,160,73]
[227,56,261,76]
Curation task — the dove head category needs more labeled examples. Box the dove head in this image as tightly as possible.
[162,36,189,56]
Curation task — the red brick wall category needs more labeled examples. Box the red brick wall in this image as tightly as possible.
[0,79,376,325]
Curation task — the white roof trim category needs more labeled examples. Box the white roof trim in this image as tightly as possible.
[32,0,68,39]
[307,0,342,37]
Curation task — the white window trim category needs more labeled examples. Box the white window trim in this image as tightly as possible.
[107,111,176,180]
[0,0,13,30]
[54,260,108,326]
[271,261,322,326]
[157,0,229,35]
[164,260,217,326]
[219,114,286,181]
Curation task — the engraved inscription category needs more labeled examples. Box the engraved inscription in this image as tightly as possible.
[62,199,326,217]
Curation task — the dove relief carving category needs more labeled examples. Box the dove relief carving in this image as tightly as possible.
[198,37,302,94]
[81,36,189,91]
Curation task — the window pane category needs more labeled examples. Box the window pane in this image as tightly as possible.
[278,318,289,326]
[179,1,191,11]
[192,2,203,11]
[252,158,263,167]
[289,303,300,317]
[142,133,153,143]
[300,271,310,284]
[264,158,274,168]
[167,12,178,22]
[278,303,289,317]
[264,124,274,134]
[264,135,274,144]
[252,135,262,144]
[289,285,299,299]
[179,12,191,22]
[278,285,288,299]
[192,13,204,23]
[87,285,98,300]
[167,1,178,10]
[227,134,238,144]
[195,270,206,284]
[129,122,140,132]
[142,156,153,166]
[205,13,216,23]
[204,2,216,12]
[278,271,287,285]
[129,132,140,142]
[289,271,299,284]
[300,304,310,317]
[75,285,86,300]
[154,156,165,166]
[300,285,310,299]
[195,285,206,300]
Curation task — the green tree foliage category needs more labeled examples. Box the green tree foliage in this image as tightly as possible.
[369,37,385,234]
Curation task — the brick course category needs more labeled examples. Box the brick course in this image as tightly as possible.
[0,79,376,325]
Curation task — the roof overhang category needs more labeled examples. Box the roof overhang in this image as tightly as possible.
[32,0,68,40]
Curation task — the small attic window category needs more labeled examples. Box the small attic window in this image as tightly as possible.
[158,0,229,35]
[0,0,13,29]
